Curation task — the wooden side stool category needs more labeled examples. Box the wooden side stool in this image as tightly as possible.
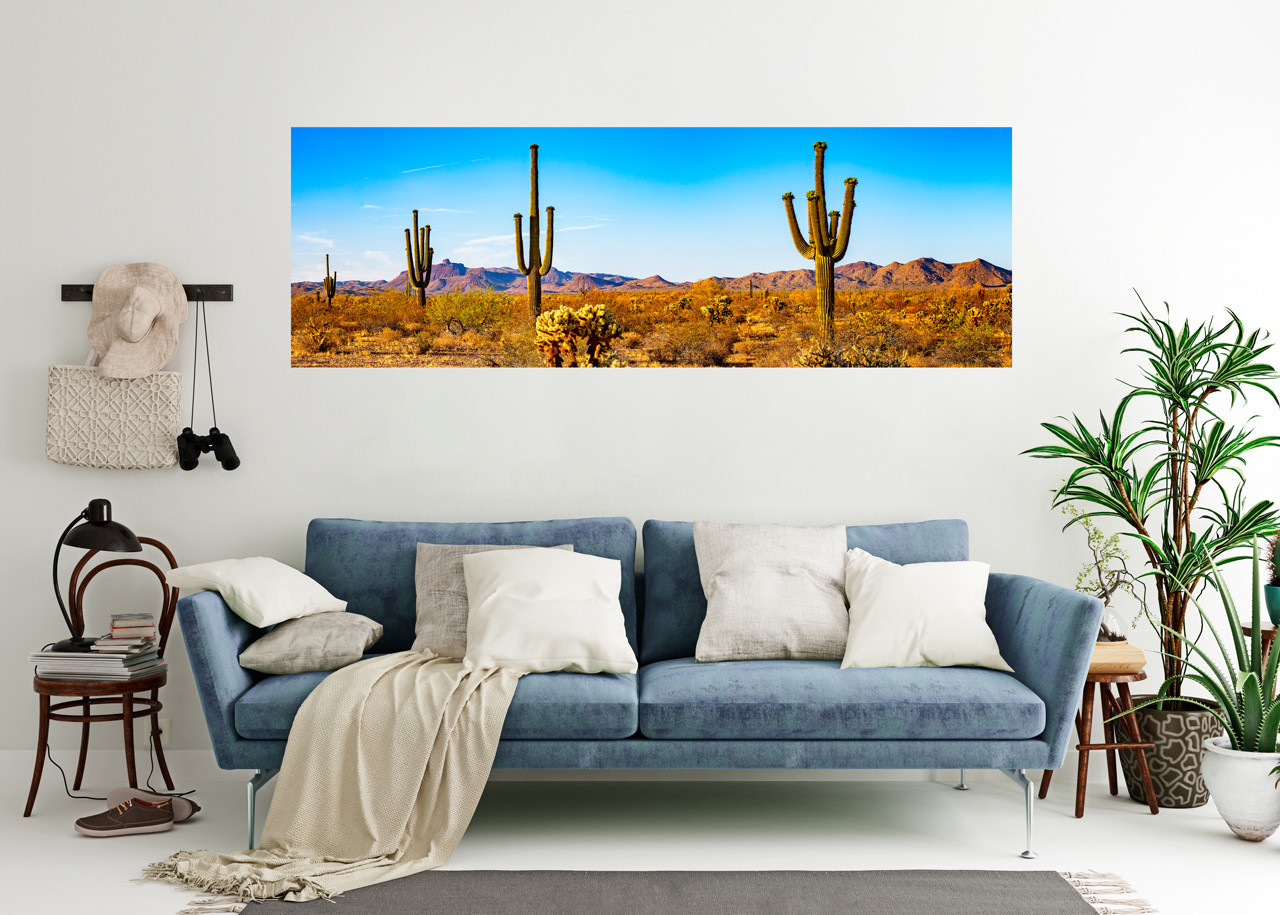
[1038,670,1158,818]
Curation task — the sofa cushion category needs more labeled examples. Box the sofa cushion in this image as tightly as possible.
[637,658,1044,741]
[234,661,638,741]
[305,517,638,654]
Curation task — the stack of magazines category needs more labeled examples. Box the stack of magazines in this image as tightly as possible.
[29,634,165,681]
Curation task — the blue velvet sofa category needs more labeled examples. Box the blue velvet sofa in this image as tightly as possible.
[178,516,1102,855]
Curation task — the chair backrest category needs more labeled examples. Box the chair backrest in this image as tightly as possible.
[305,517,640,653]
[639,519,971,664]
[69,537,180,657]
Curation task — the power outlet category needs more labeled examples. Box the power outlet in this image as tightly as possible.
[153,717,171,747]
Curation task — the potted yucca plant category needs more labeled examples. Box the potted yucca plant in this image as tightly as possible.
[1026,299,1280,807]
[1122,544,1280,840]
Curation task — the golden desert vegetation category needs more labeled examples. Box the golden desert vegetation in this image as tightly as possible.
[290,280,1012,368]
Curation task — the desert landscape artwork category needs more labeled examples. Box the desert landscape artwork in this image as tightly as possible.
[291,127,1012,368]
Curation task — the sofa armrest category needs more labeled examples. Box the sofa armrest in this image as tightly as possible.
[176,589,261,768]
[985,572,1103,769]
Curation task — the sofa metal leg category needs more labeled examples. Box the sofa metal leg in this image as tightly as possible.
[1001,768,1037,859]
[955,768,969,790]
[247,768,278,850]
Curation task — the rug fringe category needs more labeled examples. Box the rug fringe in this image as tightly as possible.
[1060,870,1158,914]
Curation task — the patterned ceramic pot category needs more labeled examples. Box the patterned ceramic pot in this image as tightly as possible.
[1201,736,1280,841]
[1119,696,1223,808]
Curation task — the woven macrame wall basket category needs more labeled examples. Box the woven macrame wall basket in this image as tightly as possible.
[46,364,182,469]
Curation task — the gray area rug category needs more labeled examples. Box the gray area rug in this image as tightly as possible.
[248,869,1103,914]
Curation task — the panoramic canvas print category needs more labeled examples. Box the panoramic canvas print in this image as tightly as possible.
[291,127,1012,368]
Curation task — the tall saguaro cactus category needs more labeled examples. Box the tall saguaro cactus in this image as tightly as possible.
[323,254,337,306]
[404,209,434,308]
[783,142,857,345]
[514,144,555,318]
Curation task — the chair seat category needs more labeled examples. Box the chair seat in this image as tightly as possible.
[637,658,1046,740]
[234,661,638,741]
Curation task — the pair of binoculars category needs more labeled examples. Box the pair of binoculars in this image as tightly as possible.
[177,427,241,471]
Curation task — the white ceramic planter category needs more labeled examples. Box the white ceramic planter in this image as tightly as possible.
[1201,736,1280,841]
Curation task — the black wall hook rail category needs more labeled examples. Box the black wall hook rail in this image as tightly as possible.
[61,284,234,302]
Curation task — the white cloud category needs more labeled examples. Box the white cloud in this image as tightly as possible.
[296,234,334,247]
[362,204,381,209]
[364,250,393,266]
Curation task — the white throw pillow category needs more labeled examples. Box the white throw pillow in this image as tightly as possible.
[841,548,1012,671]
[693,521,849,662]
[165,557,346,628]
[461,548,637,674]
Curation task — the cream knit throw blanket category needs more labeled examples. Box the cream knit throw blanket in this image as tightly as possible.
[144,651,522,903]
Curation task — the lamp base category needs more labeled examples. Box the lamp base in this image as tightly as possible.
[48,636,97,653]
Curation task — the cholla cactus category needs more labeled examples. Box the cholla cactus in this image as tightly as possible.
[576,304,621,366]
[701,297,733,324]
[535,304,622,367]
[536,306,578,367]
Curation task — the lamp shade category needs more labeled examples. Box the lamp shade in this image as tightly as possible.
[63,498,141,553]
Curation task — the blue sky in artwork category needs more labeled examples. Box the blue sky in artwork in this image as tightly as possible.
[290,127,1012,283]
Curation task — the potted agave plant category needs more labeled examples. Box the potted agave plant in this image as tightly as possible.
[1026,300,1280,808]
[1122,544,1280,840]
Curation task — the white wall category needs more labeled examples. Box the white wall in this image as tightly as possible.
[3,0,1278,753]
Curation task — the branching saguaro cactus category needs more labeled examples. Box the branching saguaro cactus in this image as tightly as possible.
[404,209,434,308]
[515,144,555,318]
[323,254,338,306]
[783,141,857,346]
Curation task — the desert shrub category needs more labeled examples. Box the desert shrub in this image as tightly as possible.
[411,330,433,355]
[295,316,343,354]
[378,327,402,344]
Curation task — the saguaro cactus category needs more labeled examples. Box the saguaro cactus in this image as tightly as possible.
[783,142,857,345]
[404,209,434,308]
[323,254,337,306]
[514,144,555,318]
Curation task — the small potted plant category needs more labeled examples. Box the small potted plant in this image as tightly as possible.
[1065,504,1146,673]
[1267,533,1280,626]
[1119,542,1280,840]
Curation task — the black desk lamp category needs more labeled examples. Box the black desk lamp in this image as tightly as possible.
[51,499,142,652]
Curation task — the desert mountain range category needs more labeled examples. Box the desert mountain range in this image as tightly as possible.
[291,256,1011,298]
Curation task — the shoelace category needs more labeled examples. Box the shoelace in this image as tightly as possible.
[114,798,171,816]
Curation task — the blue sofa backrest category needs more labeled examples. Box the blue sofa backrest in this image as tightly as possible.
[305,517,640,654]
[639,519,971,664]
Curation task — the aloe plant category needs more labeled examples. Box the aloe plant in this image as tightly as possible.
[1124,544,1280,752]
[1025,299,1280,699]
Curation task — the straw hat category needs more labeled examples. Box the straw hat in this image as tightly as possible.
[88,263,188,379]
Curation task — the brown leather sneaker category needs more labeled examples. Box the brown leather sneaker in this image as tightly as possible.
[106,787,201,823]
[74,797,174,837]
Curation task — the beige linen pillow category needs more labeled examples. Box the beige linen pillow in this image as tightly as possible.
[238,611,383,675]
[462,548,637,674]
[412,542,573,659]
[165,556,346,627]
[693,521,849,662]
[841,548,1013,671]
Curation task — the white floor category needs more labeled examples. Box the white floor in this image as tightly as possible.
[2,749,1271,914]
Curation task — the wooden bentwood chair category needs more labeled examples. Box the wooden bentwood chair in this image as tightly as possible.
[24,537,179,816]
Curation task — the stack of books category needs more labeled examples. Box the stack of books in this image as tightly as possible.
[29,632,165,681]
[110,612,157,640]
